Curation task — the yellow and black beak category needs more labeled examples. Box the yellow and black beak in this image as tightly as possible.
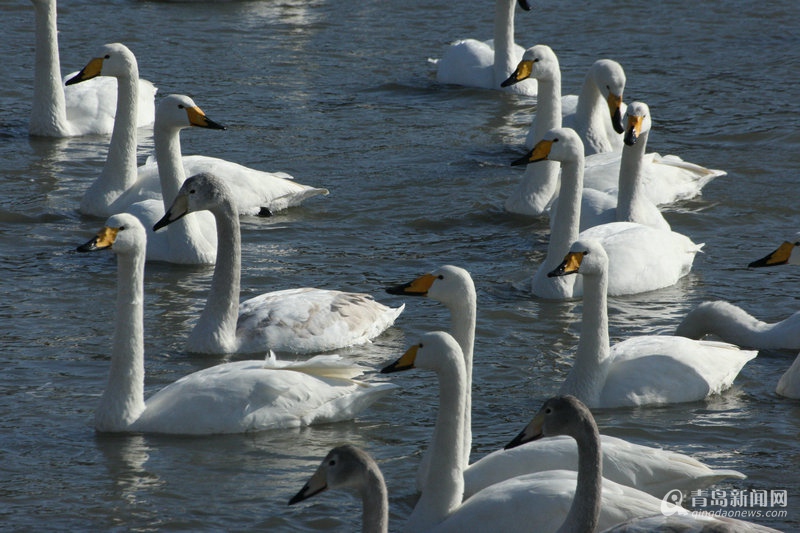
[501,59,534,88]
[505,410,545,450]
[380,344,419,374]
[186,106,227,130]
[288,464,328,505]
[608,92,625,134]
[624,114,644,146]
[547,250,585,278]
[386,273,437,297]
[77,226,120,253]
[65,56,105,85]
[511,138,554,167]
[749,241,797,268]
[153,193,190,232]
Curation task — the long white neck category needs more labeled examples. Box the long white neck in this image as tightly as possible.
[546,157,583,271]
[187,199,240,353]
[560,266,610,406]
[616,130,649,223]
[154,125,187,208]
[405,355,466,532]
[677,302,786,348]
[30,0,69,136]
[573,74,610,155]
[82,66,139,216]
[558,417,602,533]
[95,247,147,432]
[446,291,476,469]
[492,0,517,86]
[360,465,390,533]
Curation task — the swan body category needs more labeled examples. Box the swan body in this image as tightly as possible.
[28,0,155,137]
[435,0,536,95]
[549,239,757,408]
[381,333,663,533]
[514,128,702,300]
[502,47,722,214]
[290,445,389,533]
[68,44,326,218]
[386,265,477,487]
[463,433,745,499]
[676,300,800,351]
[77,213,396,435]
[154,173,403,355]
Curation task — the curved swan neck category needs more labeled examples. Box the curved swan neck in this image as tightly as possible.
[406,352,466,531]
[190,199,240,353]
[531,77,562,142]
[360,465,390,533]
[546,157,584,269]
[30,0,68,136]
[559,413,602,533]
[95,246,147,432]
[153,125,187,207]
[574,73,608,155]
[446,290,476,468]
[677,302,775,347]
[616,130,649,222]
[492,0,517,85]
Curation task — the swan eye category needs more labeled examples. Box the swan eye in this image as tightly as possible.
[104,54,111,59]
[329,459,336,466]
[418,343,424,348]
[118,226,126,231]
[178,104,185,109]
[552,138,559,143]
[545,407,552,414]
[189,189,196,194]
[437,275,444,280]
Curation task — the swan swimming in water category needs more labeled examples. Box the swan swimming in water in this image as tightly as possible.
[154,172,403,355]
[28,0,155,137]
[76,213,397,435]
[435,0,536,96]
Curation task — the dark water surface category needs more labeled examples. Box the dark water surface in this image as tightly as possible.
[1,0,799,530]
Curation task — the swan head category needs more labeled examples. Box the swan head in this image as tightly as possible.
[749,232,800,268]
[380,331,462,375]
[66,43,139,85]
[77,213,146,256]
[153,172,234,231]
[511,127,583,167]
[547,238,607,278]
[385,265,474,308]
[504,395,596,449]
[623,101,652,146]
[155,94,226,132]
[587,59,626,134]
[501,44,560,87]
[289,445,380,505]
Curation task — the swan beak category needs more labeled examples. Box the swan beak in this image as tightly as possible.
[748,241,796,268]
[607,93,625,134]
[547,251,584,278]
[511,139,554,167]
[380,344,419,374]
[517,0,533,12]
[186,106,227,130]
[288,465,328,505]
[624,114,644,146]
[505,411,545,449]
[386,273,436,296]
[77,226,120,252]
[501,60,534,88]
[153,194,190,231]
[65,57,105,85]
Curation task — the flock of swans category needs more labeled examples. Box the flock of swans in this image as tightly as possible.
[27,0,797,530]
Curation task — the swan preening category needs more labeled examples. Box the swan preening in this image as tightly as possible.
[514,127,702,299]
[378,333,664,533]
[154,173,403,355]
[28,0,156,137]
[435,0,536,96]
[67,43,327,220]
[76,213,396,435]
[548,239,756,408]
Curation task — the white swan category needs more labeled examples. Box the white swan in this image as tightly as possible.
[154,172,403,355]
[508,397,779,533]
[28,0,155,137]
[676,301,800,351]
[67,43,327,218]
[548,238,757,408]
[502,46,723,213]
[381,332,664,533]
[435,0,536,95]
[513,128,702,299]
[386,265,476,486]
[76,213,397,435]
[289,444,389,533]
